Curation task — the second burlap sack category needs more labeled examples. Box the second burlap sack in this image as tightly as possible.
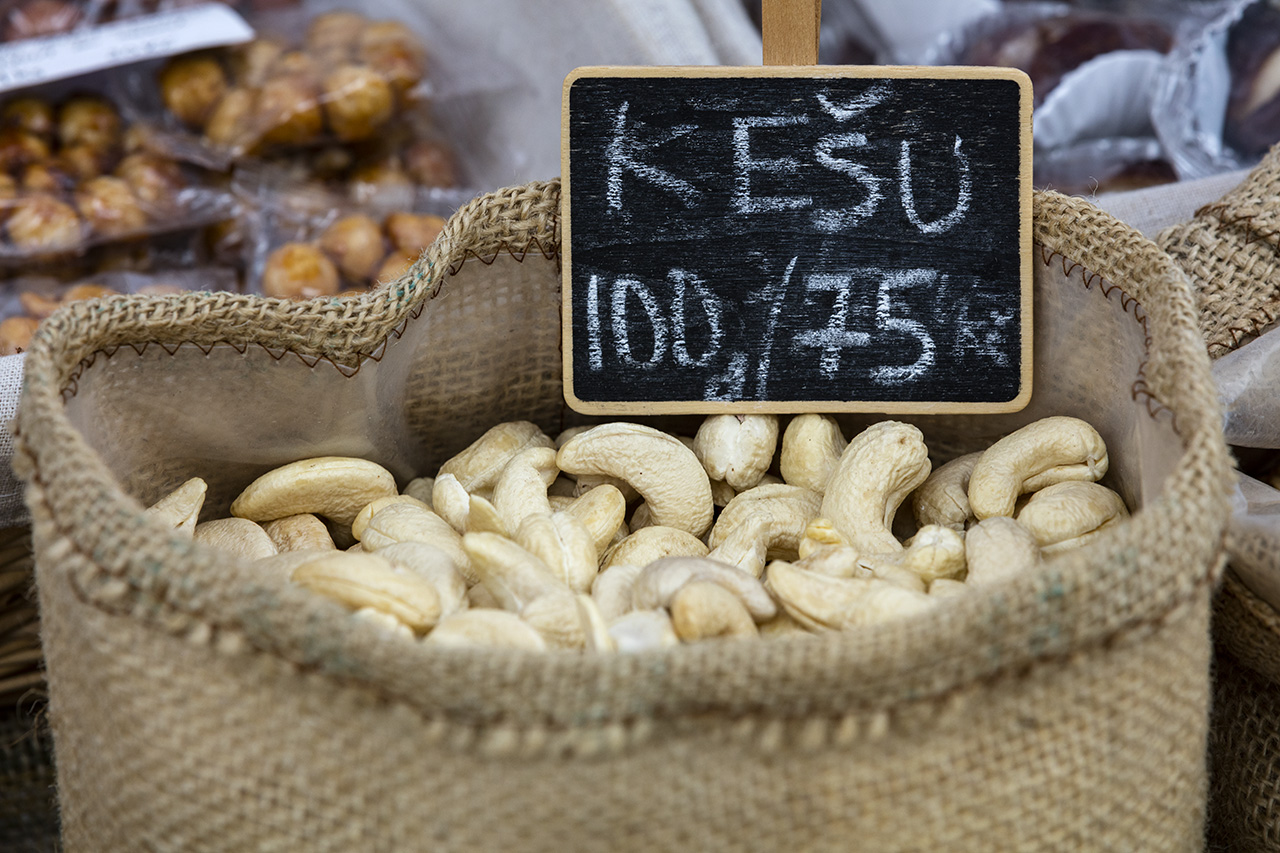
[17,182,1232,851]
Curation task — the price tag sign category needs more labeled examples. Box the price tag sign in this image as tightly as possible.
[561,66,1032,414]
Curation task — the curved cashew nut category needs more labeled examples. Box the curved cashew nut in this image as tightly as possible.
[431,473,471,534]
[793,544,866,579]
[797,516,846,560]
[631,555,776,621]
[352,494,432,541]
[758,610,814,638]
[466,494,507,537]
[253,549,339,579]
[353,607,416,640]
[401,476,435,506]
[766,561,935,631]
[601,525,709,571]
[292,551,441,634]
[358,502,473,583]
[462,531,567,611]
[780,414,846,494]
[898,524,967,583]
[438,421,554,493]
[670,581,758,641]
[492,446,558,533]
[557,423,713,537]
[968,417,1108,519]
[710,479,737,508]
[560,484,627,557]
[425,609,548,650]
[706,511,769,578]
[231,456,398,527]
[821,421,931,555]
[194,517,278,560]
[262,513,336,553]
[576,594,615,652]
[693,414,779,491]
[521,591,589,649]
[574,474,640,504]
[911,452,981,531]
[515,511,598,593]
[144,476,207,537]
[1015,481,1128,555]
[964,516,1041,588]
[377,541,469,617]
[608,609,679,653]
[591,562,645,622]
[709,483,823,561]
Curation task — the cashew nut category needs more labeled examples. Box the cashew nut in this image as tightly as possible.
[968,417,1108,519]
[292,551,441,634]
[929,578,970,599]
[351,494,432,541]
[515,512,598,593]
[608,609,679,653]
[964,516,1040,587]
[462,532,567,611]
[708,484,823,561]
[402,476,434,506]
[521,591,588,649]
[262,513,336,553]
[710,479,737,508]
[144,476,207,537]
[557,423,713,537]
[431,473,471,533]
[898,524,967,583]
[797,516,847,560]
[1015,481,1128,555]
[194,517,278,560]
[911,452,981,531]
[425,610,548,650]
[591,562,644,622]
[376,541,468,617]
[467,583,500,609]
[601,526,709,571]
[821,421,931,555]
[670,581,758,641]
[231,456,398,527]
[465,494,507,536]
[629,502,656,533]
[438,421,554,493]
[631,556,776,621]
[757,610,814,638]
[706,511,769,578]
[358,502,473,583]
[794,544,866,579]
[693,414,779,491]
[492,446,558,532]
[765,561,936,631]
[559,484,627,557]
[576,594,615,653]
[780,414,846,494]
[253,549,337,580]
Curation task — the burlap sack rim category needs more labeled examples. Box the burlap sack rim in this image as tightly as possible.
[1214,569,1280,683]
[14,184,1234,736]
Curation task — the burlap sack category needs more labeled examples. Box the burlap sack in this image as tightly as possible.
[15,181,1232,852]
[1159,146,1280,852]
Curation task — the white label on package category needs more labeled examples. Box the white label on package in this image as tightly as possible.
[0,4,254,93]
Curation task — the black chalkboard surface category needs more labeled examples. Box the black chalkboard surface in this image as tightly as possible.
[562,66,1032,415]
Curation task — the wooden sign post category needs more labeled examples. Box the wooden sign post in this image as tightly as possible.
[561,1,1032,415]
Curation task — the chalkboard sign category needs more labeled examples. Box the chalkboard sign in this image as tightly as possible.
[562,66,1032,415]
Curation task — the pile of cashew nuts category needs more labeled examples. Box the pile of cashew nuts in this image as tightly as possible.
[145,414,1126,651]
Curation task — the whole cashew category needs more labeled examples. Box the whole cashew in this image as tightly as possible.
[560,484,627,557]
[708,484,823,561]
[232,456,399,528]
[1015,481,1128,555]
[144,476,207,537]
[693,414,779,491]
[521,591,589,649]
[425,609,548,650]
[194,517,278,560]
[262,514,336,553]
[608,609,680,653]
[557,423,713,537]
[898,524,967,583]
[515,512,598,593]
[911,452,981,531]
[576,594,615,652]
[821,421,931,555]
[670,581,758,641]
[706,511,769,578]
[431,473,471,534]
[492,446,558,532]
[780,414,846,494]
[601,526,709,571]
[968,417,1108,519]
[797,516,847,560]
[765,561,935,631]
[462,531,567,611]
[358,502,473,583]
[377,541,469,617]
[466,494,507,536]
[351,494,432,541]
[402,476,435,506]
[591,562,644,622]
[630,555,776,621]
[438,421,554,493]
[965,516,1040,587]
[292,551,441,634]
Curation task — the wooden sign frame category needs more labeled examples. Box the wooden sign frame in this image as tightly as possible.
[561,64,1033,416]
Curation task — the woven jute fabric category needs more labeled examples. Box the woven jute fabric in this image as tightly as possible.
[14,183,1233,851]
[1158,143,1280,356]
